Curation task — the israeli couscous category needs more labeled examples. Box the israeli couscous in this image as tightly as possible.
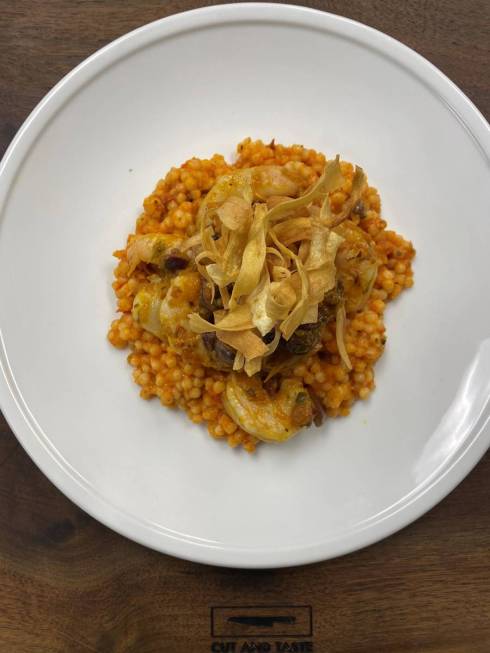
[108,139,415,452]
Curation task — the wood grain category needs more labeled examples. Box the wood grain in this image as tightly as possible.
[0,2,489,652]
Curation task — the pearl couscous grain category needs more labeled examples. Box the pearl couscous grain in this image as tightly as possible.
[108,139,415,451]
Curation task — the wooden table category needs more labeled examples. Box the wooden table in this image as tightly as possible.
[1,2,489,651]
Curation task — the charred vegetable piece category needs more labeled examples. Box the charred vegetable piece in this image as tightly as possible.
[318,280,344,323]
[283,324,321,355]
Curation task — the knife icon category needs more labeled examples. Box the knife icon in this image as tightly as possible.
[228,615,296,628]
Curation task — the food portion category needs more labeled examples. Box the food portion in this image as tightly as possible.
[108,139,415,451]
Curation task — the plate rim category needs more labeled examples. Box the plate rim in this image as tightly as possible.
[0,2,489,568]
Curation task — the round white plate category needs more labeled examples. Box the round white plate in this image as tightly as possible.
[0,4,489,568]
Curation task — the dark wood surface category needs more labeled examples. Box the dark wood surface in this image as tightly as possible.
[1,2,489,652]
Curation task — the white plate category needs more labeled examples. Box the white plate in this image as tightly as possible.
[0,4,489,568]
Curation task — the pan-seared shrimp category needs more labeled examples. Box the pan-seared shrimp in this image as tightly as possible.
[132,270,200,338]
[223,373,313,443]
[252,166,299,199]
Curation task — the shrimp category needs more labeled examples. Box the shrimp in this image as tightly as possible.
[223,373,313,443]
[132,282,167,339]
[132,270,200,338]
[127,233,182,275]
[334,220,378,314]
[252,166,299,199]
[159,270,200,335]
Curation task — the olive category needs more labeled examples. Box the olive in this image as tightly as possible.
[201,332,216,351]
[263,330,276,344]
[352,199,366,219]
[164,250,189,271]
[200,332,235,369]
[214,339,236,366]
